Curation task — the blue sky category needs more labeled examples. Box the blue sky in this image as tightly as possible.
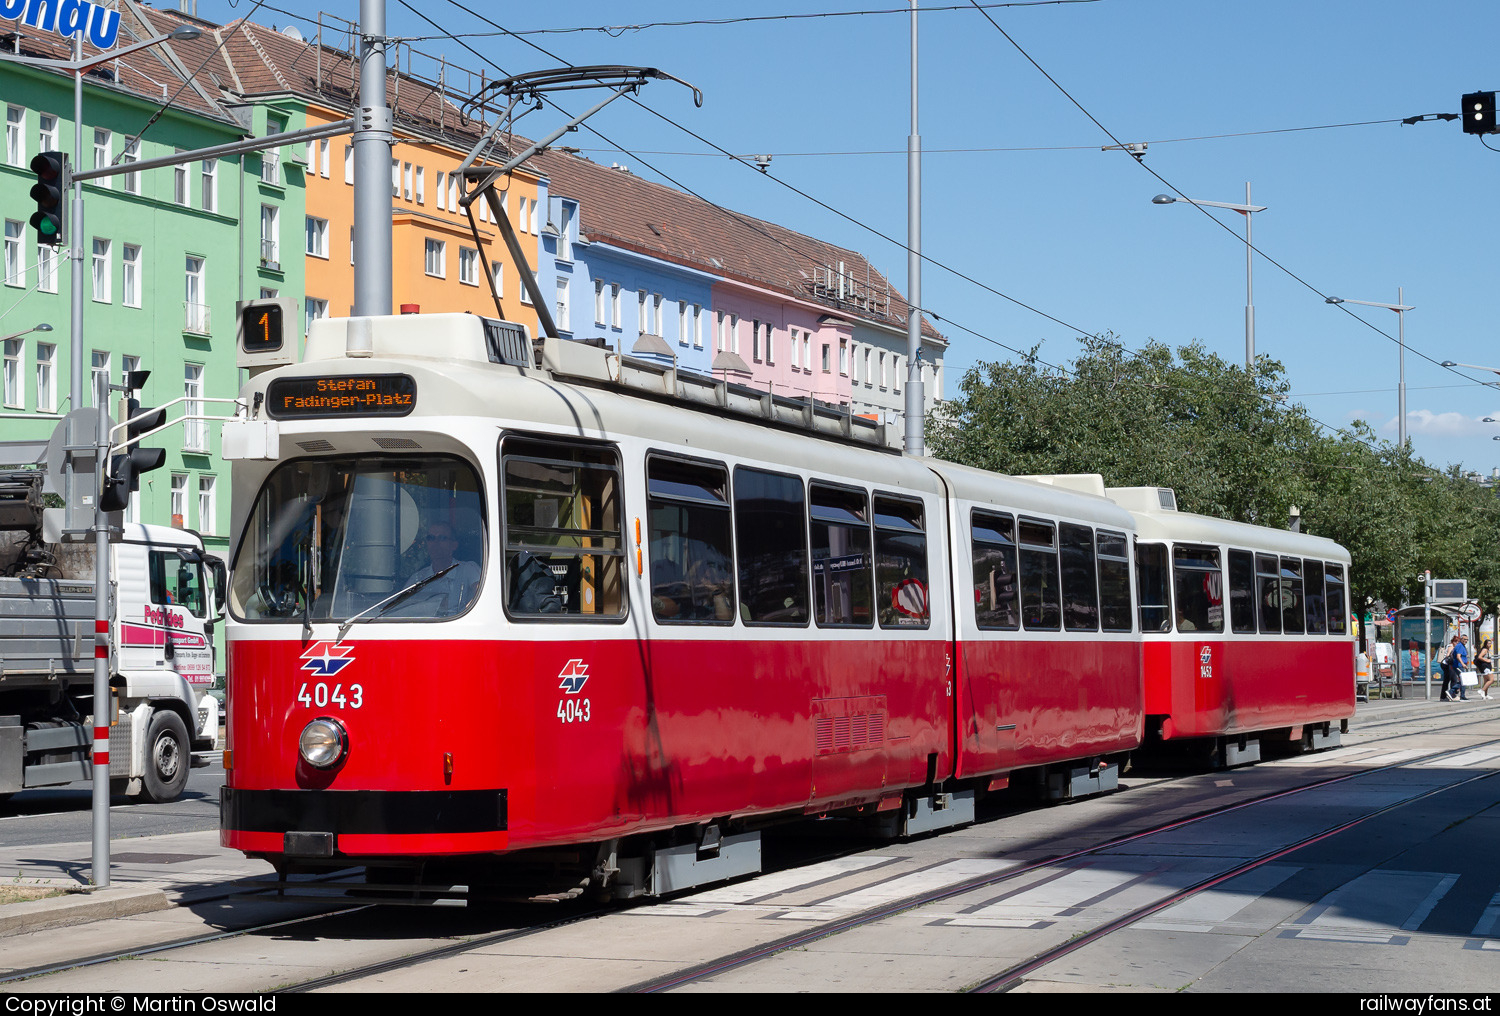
[199,0,1500,477]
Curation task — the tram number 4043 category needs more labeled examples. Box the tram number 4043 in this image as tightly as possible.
[557,698,591,723]
[297,682,365,709]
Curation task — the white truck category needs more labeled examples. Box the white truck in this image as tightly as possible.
[0,469,225,803]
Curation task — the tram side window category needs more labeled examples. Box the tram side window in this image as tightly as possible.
[647,456,735,624]
[1279,557,1305,634]
[734,466,809,624]
[1304,559,1327,634]
[502,437,625,619]
[1059,522,1098,632]
[972,510,1019,631]
[875,495,929,628]
[1097,530,1133,632]
[1136,541,1171,633]
[1172,544,1224,633]
[1228,549,1257,633]
[1019,518,1060,631]
[1325,563,1348,634]
[810,482,873,627]
[1256,553,1281,634]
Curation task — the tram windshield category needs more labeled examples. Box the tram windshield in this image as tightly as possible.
[231,456,485,623]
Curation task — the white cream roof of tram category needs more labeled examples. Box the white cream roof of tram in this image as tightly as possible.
[927,459,1137,531]
[1128,511,1349,563]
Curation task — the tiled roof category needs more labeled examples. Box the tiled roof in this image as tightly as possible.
[531,148,943,343]
[1,1,240,125]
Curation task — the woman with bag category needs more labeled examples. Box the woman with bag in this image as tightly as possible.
[1475,638,1493,699]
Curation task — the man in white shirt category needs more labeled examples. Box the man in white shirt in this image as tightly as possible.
[406,522,481,616]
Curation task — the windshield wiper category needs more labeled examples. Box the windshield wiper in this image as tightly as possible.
[335,564,458,643]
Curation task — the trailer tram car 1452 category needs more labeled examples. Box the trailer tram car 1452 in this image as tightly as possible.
[1033,478,1354,767]
[219,313,1147,899]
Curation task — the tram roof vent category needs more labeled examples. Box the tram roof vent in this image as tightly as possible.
[540,335,897,450]
[1104,486,1179,513]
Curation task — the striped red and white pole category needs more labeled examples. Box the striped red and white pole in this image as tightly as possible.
[94,620,109,766]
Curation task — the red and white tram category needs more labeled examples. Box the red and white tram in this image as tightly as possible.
[1109,484,1354,764]
[219,314,1147,897]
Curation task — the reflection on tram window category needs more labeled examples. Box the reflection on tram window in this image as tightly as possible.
[734,467,809,625]
[1256,553,1281,634]
[1172,543,1223,633]
[972,510,1019,631]
[1060,522,1098,632]
[230,455,485,623]
[875,495,929,629]
[1326,563,1348,634]
[1018,518,1060,631]
[1304,559,1327,634]
[648,457,735,623]
[1136,542,1171,633]
[1228,549,1257,633]
[1279,556,1305,634]
[810,482,872,628]
[502,437,625,619]
[1097,530,1133,632]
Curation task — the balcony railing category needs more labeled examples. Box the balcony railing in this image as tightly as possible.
[184,302,211,334]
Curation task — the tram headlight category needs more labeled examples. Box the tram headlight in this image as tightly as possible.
[299,718,347,768]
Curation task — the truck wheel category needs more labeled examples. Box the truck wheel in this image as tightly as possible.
[142,710,190,803]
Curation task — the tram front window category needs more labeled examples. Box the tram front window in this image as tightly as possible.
[231,456,485,622]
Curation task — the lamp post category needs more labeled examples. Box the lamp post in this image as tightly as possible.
[0,322,53,343]
[1153,184,1266,370]
[1326,289,1414,449]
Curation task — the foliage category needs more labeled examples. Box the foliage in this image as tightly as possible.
[929,337,1500,618]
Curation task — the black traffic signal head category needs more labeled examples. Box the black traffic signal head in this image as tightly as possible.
[1462,91,1497,135]
[100,398,167,513]
[29,152,66,246]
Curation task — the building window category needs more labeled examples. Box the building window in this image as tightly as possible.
[91,350,110,409]
[518,196,529,232]
[122,244,141,307]
[791,329,800,370]
[173,151,188,205]
[262,119,282,184]
[37,244,55,293]
[415,166,425,204]
[3,220,21,287]
[92,129,110,186]
[170,473,187,522]
[491,261,503,297]
[91,238,111,302]
[556,278,570,332]
[678,300,689,345]
[118,140,141,195]
[558,200,576,261]
[764,322,774,364]
[424,238,445,277]
[319,138,330,178]
[822,344,832,374]
[198,476,217,535]
[260,205,279,266]
[201,159,217,211]
[305,216,328,258]
[893,355,902,393]
[611,284,621,328]
[38,113,57,155]
[304,297,328,334]
[344,144,353,184]
[595,279,607,326]
[403,162,413,201]
[459,246,479,286]
[637,290,648,332]
[752,320,761,362]
[3,339,21,408]
[35,342,55,413]
[448,175,459,210]
[184,364,206,452]
[692,305,702,348]
[436,171,446,211]
[839,338,849,375]
[653,294,663,336]
[185,256,208,333]
[123,354,139,386]
[6,105,24,167]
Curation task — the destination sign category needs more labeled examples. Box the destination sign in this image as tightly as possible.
[265,374,416,419]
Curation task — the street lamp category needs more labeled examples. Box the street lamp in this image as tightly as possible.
[0,322,53,343]
[1153,184,1266,370]
[1325,289,1414,449]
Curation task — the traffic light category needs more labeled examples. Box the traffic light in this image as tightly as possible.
[29,152,66,246]
[100,374,166,514]
[1461,91,1497,135]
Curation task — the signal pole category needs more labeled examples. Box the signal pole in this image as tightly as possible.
[353,0,394,316]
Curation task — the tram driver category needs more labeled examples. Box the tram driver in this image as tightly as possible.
[406,521,482,616]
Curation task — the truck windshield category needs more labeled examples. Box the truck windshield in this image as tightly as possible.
[231,456,485,623]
